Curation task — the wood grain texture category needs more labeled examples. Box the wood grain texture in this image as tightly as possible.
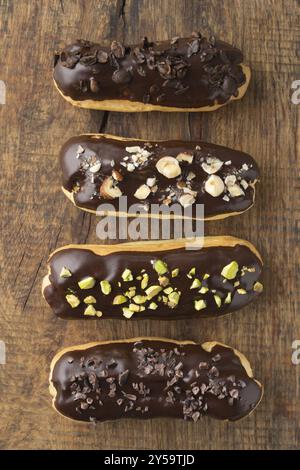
[0,0,299,450]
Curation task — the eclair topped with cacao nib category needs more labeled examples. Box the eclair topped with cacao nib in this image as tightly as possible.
[50,338,263,423]
[42,237,263,320]
[53,34,250,112]
[60,134,259,220]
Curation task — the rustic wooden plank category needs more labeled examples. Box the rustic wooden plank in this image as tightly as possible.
[0,0,299,450]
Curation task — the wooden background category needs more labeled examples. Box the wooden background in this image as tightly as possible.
[0,0,299,450]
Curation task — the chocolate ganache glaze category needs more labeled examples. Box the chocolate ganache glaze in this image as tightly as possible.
[50,339,263,422]
[60,134,259,220]
[53,34,249,111]
[43,238,263,320]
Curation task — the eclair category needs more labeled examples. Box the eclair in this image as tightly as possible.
[49,338,263,423]
[53,34,250,112]
[42,237,263,320]
[60,134,259,220]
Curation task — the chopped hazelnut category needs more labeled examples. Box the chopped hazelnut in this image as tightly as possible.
[100,176,122,199]
[240,179,249,190]
[134,184,151,200]
[146,177,156,187]
[201,158,223,174]
[204,175,225,197]
[176,152,194,164]
[89,162,101,173]
[112,169,123,181]
[224,175,237,187]
[179,194,196,208]
[228,184,245,198]
[156,156,181,179]
[187,171,196,181]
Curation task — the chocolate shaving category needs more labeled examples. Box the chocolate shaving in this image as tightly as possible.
[134,47,146,64]
[106,358,118,368]
[187,39,200,57]
[97,50,109,63]
[111,40,125,58]
[90,77,100,93]
[79,54,98,66]
[112,69,132,85]
[118,369,130,386]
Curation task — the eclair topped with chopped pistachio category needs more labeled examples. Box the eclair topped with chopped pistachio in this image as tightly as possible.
[42,237,263,320]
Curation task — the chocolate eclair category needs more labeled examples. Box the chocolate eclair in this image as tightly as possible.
[42,237,263,320]
[53,34,250,112]
[49,338,263,423]
[60,134,259,220]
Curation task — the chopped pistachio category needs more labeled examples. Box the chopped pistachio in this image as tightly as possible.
[78,276,96,290]
[221,261,239,280]
[133,295,147,304]
[84,305,97,316]
[129,303,145,312]
[148,302,158,310]
[153,259,168,275]
[113,295,127,305]
[171,268,180,278]
[194,299,206,311]
[66,294,80,308]
[168,291,181,308]
[247,267,256,273]
[164,287,173,295]
[158,276,169,287]
[84,295,96,304]
[129,286,136,291]
[253,282,263,293]
[123,307,134,319]
[214,294,222,307]
[100,280,111,295]
[203,273,210,280]
[188,267,196,278]
[125,289,136,298]
[122,268,133,281]
[237,288,247,295]
[117,281,122,287]
[128,303,141,312]
[141,273,149,289]
[190,278,201,289]
[199,286,209,294]
[60,266,72,278]
[95,310,103,317]
[136,275,142,280]
[145,285,162,299]
[234,281,240,287]
[162,295,168,304]
[224,292,232,304]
